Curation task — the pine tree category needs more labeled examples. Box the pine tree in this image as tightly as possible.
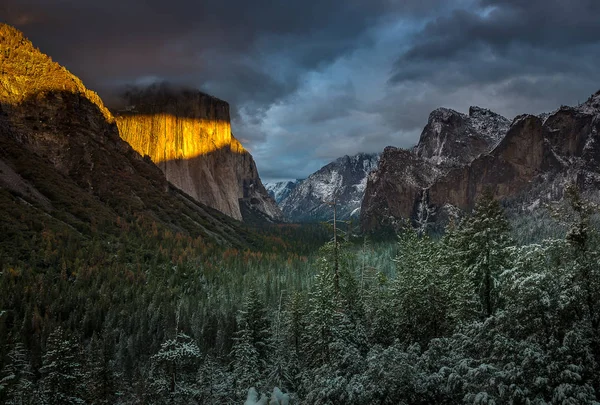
[147,332,201,404]
[0,342,35,404]
[553,184,600,392]
[231,290,271,399]
[448,190,512,319]
[39,327,85,405]
[232,326,262,400]
[197,354,233,404]
[392,228,452,344]
[83,333,115,404]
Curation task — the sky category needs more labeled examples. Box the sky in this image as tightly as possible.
[3,0,600,182]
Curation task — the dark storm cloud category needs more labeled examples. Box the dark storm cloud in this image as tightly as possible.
[3,0,403,96]
[391,0,600,87]
[3,0,599,182]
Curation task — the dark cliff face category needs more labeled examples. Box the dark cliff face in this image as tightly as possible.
[360,148,438,231]
[415,106,510,165]
[0,23,259,247]
[361,92,600,232]
[114,84,282,222]
[279,153,379,222]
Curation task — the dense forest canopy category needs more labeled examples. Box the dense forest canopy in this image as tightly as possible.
[2,186,600,404]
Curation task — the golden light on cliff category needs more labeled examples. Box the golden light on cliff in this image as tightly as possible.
[116,114,246,163]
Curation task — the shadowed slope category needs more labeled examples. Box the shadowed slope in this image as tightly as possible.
[0,23,261,249]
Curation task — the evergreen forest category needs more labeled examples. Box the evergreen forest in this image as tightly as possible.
[2,187,600,404]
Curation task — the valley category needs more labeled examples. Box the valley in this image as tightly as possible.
[2,18,600,405]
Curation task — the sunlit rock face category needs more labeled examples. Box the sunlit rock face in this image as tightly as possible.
[0,24,257,247]
[361,93,600,233]
[114,86,282,221]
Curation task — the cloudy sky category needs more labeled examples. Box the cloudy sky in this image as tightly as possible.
[3,0,600,181]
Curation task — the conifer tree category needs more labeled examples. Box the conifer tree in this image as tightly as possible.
[448,190,511,319]
[0,342,35,404]
[231,291,271,399]
[39,327,85,405]
[83,333,115,404]
[197,354,233,404]
[393,228,451,344]
[147,332,201,404]
[232,326,262,400]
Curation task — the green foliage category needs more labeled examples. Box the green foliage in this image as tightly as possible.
[147,332,201,404]
[39,327,84,404]
[2,186,600,404]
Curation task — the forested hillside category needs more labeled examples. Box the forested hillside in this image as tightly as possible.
[2,186,600,404]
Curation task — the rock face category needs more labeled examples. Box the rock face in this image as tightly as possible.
[265,180,300,204]
[114,85,282,222]
[0,23,259,247]
[280,153,379,222]
[361,93,600,232]
[415,106,510,165]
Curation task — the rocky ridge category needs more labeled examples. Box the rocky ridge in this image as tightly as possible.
[361,92,600,232]
[0,23,260,247]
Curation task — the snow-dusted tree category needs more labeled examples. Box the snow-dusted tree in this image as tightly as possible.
[147,332,201,404]
[232,325,262,400]
[196,354,234,403]
[549,184,600,393]
[39,327,85,404]
[392,228,452,344]
[83,333,116,404]
[360,342,422,405]
[447,190,511,319]
[303,269,336,369]
[232,290,271,399]
[0,342,35,404]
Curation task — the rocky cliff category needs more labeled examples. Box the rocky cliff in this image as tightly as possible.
[114,85,281,222]
[279,153,379,222]
[361,94,600,232]
[0,23,260,247]
[265,180,300,204]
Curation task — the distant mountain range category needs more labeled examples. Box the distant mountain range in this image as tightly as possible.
[267,93,600,236]
[4,21,599,240]
[265,180,300,204]
[266,153,379,222]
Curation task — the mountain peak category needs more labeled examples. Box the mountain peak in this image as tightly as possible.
[0,23,112,123]
[416,105,509,165]
[278,152,379,222]
[427,107,465,124]
[577,89,600,114]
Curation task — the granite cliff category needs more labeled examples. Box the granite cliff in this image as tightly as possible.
[361,93,600,232]
[0,23,261,247]
[114,85,281,222]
